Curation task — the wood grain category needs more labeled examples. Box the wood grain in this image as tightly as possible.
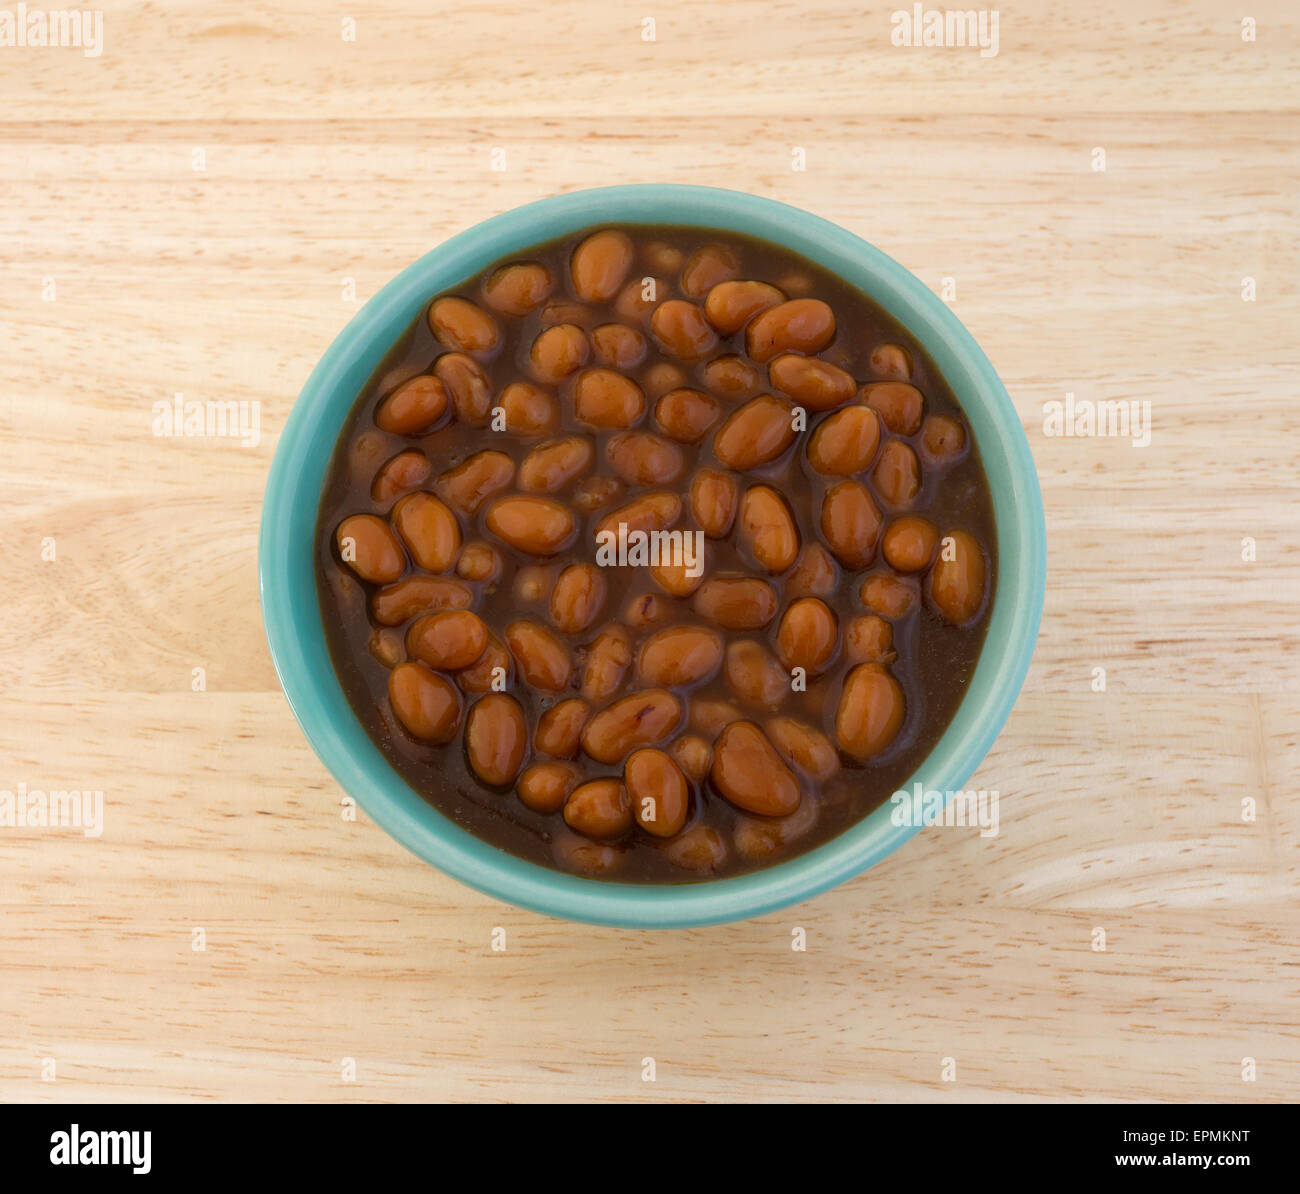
[0,0,1296,1103]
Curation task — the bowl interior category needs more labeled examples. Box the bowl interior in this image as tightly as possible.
[259,184,1045,928]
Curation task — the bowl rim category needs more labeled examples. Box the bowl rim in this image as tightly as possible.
[259,183,1045,929]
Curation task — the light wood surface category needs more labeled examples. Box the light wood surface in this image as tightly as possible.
[2,1,1297,1103]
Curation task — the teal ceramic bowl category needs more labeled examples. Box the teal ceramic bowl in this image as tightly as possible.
[259,184,1045,928]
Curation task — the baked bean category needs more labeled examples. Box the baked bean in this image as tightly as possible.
[733,797,818,861]
[669,735,713,785]
[581,689,683,764]
[689,697,743,737]
[437,450,516,513]
[786,543,838,598]
[843,614,895,664]
[429,296,500,359]
[859,572,919,620]
[835,663,905,760]
[642,361,687,398]
[681,243,741,299]
[570,229,635,302]
[518,436,594,493]
[482,261,553,316]
[873,439,921,507]
[745,298,836,363]
[550,563,607,634]
[701,354,761,401]
[580,624,632,702]
[375,375,449,435]
[551,833,623,875]
[806,406,881,475]
[540,300,598,328]
[513,564,557,604]
[693,577,778,630]
[614,275,668,325]
[650,300,719,361]
[392,492,462,573]
[606,431,684,485]
[591,322,647,370]
[776,598,838,674]
[517,761,580,814]
[765,717,839,782]
[388,661,462,743]
[819,481,882,570]
[869,342,912,380]
[664,825,729,872]
[689,467,740,537]
[336,514,406,584]
[465,692,527,785]
[571,474,625,513]
[710,721,800,816]
[863,381,924,436]
[769,354,856,410]
[371,450,432,504]
[458,635,512,693]
[882,515,939,573]
[648,555,705,598]
[655,387,721,443]
[725,640,788,707]
[738,485,800,573]
[622,592,673,628]
[407,610,489,670]
[369,627,404,668]
[485,495,577,556]
[505,620,572,692]
[434,353,492,425]
[573,368,646,429]
[928,530,987,625]
[529,324,589,384]
[626,748,689,837]
[535,698,590,758]
[595,491,681,541]
[642,241,684,274]
[371,576,473,625]
[637,625,723,687]
[703,279,784,336]
[350,430,387,478]
[563,779,632,839]
[499,382,559,438]
[920,413,967,464]
[712,394,797,470]
[455,540,503,584]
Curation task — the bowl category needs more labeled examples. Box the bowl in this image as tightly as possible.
[259,184,1045,928]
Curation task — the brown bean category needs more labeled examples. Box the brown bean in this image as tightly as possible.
[498,382,560,437]
[648,556,705,598]
[336,514,406,584]
[595,491,681,541]
[529,324,589,384]
[882,516,939,573]
[437,450,515,513]
[710,721,800,816]
[681,243,741,299]
[513,564,557,604]
[745,298,836,363]
[540,300,598,328]
[703,279,784,335]
[350,430,387,478]
[369,628,404,668]
[835,663,905,760]
[371,576,473,625]
[843,614,896,664]
[375,375,449,435]
[552,833,623,875]
[689,697,743,737]
[434,353,492,425]
[517,761,580,814]
[692,577,778,630]
[622,592,674,629]
[484,496,577,556]
[626,748,689,838]
[428,296,500,358]
[786,543,839,598]
[550,563,607,634]
[650,299,719,360]
[873,439,922,507]
[614,274,669,325]
[465,693,527,785]
[392,492,462,573]
[581,689,683,764]
[654,387,721,443]
[590,322,647,370]
[482,261,553,316]
[724,640,788,707]
[863,381,924,435]
[664,825,729,872]
[643,361,687,398]
[669,735,713,785]
[563,779,632,839]
[637,625,723,687]
[689,468,740,538]
[819,480,882,570]
[776,598,838,674]
[769,354,856,410]
[712,394,797,470]
[534,698,590,758]
[870,342,913,380]
[406,610,489,670]
[388,661,462,742]
[928,530,987,625]
[371,450,432,504]
[457,635,512,693]
[859,572,920,620]
[739,485,800,573]
[701,354,761,401]
[765,717,839,782]
[518,436,594,493]
[606,431,684,486]
[455,540,503,584]
[572,474,625,513]
[573,368,646,429]
[807,406,881,475]
[505,620,572,692]
[570,229,635,302]
[733,797,818,861]
[920,413,967,464]
[642,241,684,274]
[580,624,632,702]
